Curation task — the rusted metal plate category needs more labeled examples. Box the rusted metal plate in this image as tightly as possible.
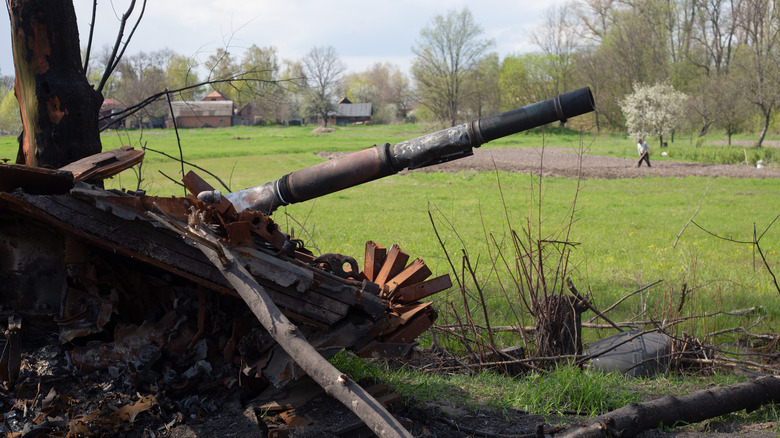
[363,241,386,282]
[385,258,432,292]
[182,170,235,215]
[373,244,409,286]
[59,146,144,182]
[382,310,436,345]
[182,169,215,194]
[0,163,74,194]
[394,274,452,304]
[226,221,253,246]
[237,210,290,252]
[394,302,434,324]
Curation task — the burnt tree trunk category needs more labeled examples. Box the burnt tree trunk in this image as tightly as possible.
[535,295,585,357]
[9,0,103,168]
[560,375,780,438]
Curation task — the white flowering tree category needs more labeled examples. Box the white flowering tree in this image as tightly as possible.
[620,83,688,148]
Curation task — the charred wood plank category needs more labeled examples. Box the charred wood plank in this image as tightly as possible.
[59,146,145,183]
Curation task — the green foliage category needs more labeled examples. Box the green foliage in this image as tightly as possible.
[235,45,280,110]
[341,63,412,123]
[462,52,500,119]
[0,91,21,134]
[499,53,559,110]
[167,54,203,101]
[372,103,399,124]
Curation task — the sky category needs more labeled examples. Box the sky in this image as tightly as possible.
[0,0,564,80]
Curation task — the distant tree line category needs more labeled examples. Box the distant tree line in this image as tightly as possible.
[1,0,777,145]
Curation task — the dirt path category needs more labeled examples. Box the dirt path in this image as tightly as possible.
[411,147,780,179]
[320,147,779,179]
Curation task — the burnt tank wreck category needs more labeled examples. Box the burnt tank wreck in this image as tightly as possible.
[1,89,595,436]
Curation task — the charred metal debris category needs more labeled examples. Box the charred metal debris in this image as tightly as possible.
[0,155,449,436]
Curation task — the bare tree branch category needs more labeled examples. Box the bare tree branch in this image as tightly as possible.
[83,0,98,72]
[97,0,148,95]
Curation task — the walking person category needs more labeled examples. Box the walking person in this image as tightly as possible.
[636,137,651,167]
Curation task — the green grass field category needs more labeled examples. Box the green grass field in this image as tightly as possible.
[1,125,778,330]
[2,124,780,417]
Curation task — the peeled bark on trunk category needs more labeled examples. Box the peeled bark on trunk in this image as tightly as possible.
[560,376,780,438]
[9,0,103,168]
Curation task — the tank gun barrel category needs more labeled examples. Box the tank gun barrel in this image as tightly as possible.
[223,87,595,214]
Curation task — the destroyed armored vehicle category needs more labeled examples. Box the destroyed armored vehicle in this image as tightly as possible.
[0,88,594,435]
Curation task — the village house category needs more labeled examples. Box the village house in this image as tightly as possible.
[168,90,268,128]
[99,98,126,130]
[167,90,233,128]
[312,98,373,126]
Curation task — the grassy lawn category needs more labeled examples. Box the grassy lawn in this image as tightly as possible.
[2,125,777,327]
[2,124,779,419]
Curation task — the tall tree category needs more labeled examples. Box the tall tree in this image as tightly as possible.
[532,5,580,97]
[411,8,494,126]
[237,45,280,114]
[573,0,617,44]
[732,0,780,147]
[301,46,346,127]
[389,68,413,120]
[691,0,739,75]
[711,72,753,145]
[113,50,173,127]
[278,59,308,123]
[499,53,559,108]
[462,53,500,120]
[8,0,146,167]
